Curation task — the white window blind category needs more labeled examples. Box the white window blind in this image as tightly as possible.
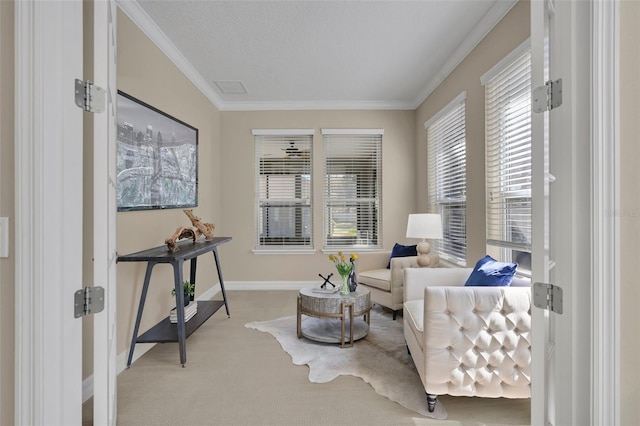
[484,48,532,265]
[426,93,467,265]
[254,130,313,249]
[322,129,382,249]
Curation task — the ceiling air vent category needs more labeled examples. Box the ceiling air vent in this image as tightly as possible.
[214,80,247,94]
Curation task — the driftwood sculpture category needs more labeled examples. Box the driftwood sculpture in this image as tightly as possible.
[184,209,215,239]
[165,227,197,253]
[164,210,216,253]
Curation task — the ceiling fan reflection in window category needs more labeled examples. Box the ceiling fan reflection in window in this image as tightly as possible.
[282,141,310,158]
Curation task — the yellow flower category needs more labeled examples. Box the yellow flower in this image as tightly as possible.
[328,252,358,278]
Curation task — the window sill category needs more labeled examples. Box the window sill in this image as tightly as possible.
[252,248,316,255]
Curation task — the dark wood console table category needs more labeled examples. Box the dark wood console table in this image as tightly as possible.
[117,237,232,367]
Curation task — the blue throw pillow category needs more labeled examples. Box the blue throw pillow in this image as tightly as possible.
[387,243,418,269]
[464,255,517,287]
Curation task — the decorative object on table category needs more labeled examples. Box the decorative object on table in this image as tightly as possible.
[328,252,358,295]
[116,91,198,212]
[165,226,198,252]
[164,209,215,252]
[184,209,215,239]
[169,301,198,323]
[348,261,358,292]
[405,213,443,267]
[318,273,335,289]
[171,280,195,307]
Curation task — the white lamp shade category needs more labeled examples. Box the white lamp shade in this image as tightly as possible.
[406,214,443,240]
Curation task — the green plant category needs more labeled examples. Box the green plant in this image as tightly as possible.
[171,280,195,298]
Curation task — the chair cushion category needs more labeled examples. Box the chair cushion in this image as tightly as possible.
[403,299,424,350]
[357,268,391,292]
[464,255,517,287]
[386,243,417,268]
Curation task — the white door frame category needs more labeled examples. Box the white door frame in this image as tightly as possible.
[14,0,84,424]
[591,0,620,424]
[530,0,620,424]
[92,0,118,424]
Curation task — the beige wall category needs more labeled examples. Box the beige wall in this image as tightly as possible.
[415,0,530,266]
[220,110,417,281]
[0,1,14,424]
[620,1,640,423]
[113,10,222,357]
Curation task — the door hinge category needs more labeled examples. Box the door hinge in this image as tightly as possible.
[75,79,106,113]
[74,286,105,318]
[533,282,563,314]
[533,78,562,113]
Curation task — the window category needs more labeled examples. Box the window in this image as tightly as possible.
[482,41,532,272]
[254,129,313,250]
[425,92,467,265]
[322,129,382,249]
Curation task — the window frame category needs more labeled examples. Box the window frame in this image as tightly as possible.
[425,91,467,266]
[253,129,314,253]
[481,40,532,274]
[322,129,383,251]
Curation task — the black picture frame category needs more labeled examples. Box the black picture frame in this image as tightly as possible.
[116,91,198,211]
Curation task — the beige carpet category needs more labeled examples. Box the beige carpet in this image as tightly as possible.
[245,305,447,420]
[85,290,531,425]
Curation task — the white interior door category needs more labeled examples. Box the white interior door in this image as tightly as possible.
[14,0,84,423]
[92,0,118,424]
[531,1,593,424]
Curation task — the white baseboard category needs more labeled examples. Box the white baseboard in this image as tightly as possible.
[82,281,311,402]
[225,281,316,291]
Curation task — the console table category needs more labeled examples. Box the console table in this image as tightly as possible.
[118,237,232,367]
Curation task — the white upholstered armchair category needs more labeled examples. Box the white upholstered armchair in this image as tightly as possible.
[355,251,420,320]
[403,267,531,412]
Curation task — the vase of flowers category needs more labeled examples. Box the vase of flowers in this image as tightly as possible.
[329,252,358,295]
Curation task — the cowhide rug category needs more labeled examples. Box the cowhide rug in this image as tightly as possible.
[245,306,447,419]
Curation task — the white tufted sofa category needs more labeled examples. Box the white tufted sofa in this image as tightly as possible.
[403,267,531,412]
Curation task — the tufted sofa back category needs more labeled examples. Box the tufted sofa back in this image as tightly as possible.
[423,286,531,398]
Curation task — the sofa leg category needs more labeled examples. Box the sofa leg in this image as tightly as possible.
[392,310,397,320]
[426,393,437,412]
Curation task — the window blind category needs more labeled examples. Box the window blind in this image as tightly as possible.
[322,130,382,249]
[484,49,532,253]
[426,93,467,264]
[254,131,313,249]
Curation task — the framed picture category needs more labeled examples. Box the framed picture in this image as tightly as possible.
[116,91,198,211]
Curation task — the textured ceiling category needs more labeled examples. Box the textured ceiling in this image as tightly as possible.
[120,0,517,110]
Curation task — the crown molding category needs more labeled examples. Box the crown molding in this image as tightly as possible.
[219,99,415,111]
[411,0,518,109]
[116,0,225,109]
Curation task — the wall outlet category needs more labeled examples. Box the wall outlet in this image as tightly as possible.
[0,217,8,258]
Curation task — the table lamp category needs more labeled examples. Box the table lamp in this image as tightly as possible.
[406,213,443,267]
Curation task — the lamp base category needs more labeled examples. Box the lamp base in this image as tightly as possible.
[416,241,440,267]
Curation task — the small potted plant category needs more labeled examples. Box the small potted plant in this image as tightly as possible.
[171,280,195,307]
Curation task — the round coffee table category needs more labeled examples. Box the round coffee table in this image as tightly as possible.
[296,286,371,348]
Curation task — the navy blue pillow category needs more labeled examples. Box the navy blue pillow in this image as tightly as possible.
[464,255,517,287]
[387,243,418,269]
